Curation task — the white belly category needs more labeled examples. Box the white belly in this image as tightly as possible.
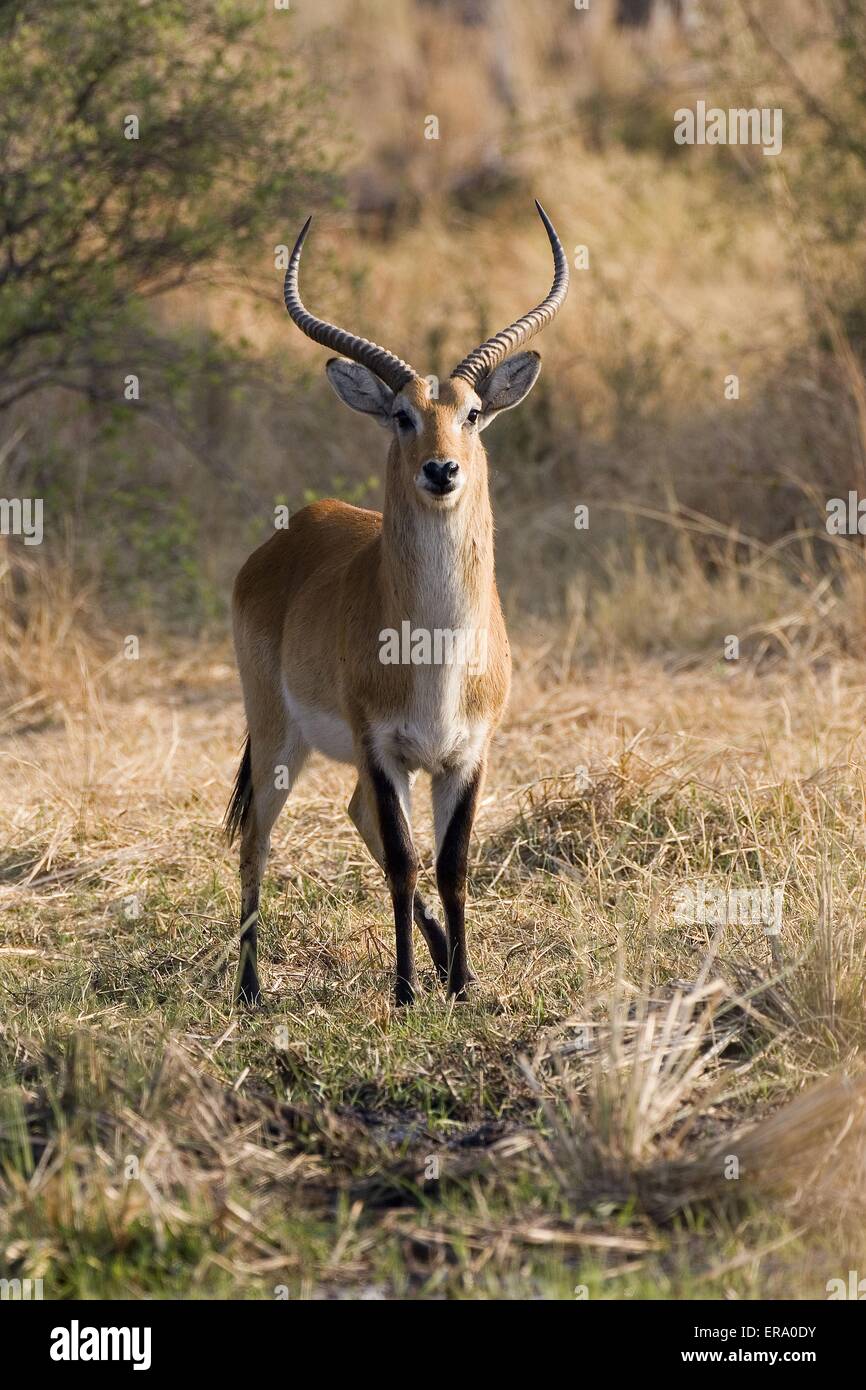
[284,689,355,764]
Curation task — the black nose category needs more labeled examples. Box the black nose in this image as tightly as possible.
[423,459,459,492]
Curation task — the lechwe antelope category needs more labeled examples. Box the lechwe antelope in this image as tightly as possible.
[226,201,568,1006]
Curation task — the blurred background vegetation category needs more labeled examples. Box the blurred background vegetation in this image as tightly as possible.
[2,0,866,666]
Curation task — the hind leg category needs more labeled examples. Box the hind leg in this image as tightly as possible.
[237,719,308,1005]
[347,778,449,983]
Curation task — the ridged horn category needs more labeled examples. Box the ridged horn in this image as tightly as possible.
[450,200,569,387]
[283,217,417,393]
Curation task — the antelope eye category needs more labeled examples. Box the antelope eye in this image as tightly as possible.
[393,410,414,430]
[466,408,480,426]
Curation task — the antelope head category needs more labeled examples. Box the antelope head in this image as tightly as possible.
[283,201,569,512]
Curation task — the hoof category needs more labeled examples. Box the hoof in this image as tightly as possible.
[235,974,262,1008]
[447,966,477,1000]
[395,976,418,1007]
[447,979,474,1003]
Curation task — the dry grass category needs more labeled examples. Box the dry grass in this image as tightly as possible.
[0,540,122,734]
[2,581,865,1297]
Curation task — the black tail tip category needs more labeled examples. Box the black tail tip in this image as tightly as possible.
[224,733,253,845]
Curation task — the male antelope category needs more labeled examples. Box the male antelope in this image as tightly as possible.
[226,201,568,1006]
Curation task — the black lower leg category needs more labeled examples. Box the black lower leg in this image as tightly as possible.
[236,897,261,1006]
[369,762,418,1005]
[436,768,483,999]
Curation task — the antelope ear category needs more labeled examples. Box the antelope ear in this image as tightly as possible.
[325,358,393,425]
[476,351,542,429]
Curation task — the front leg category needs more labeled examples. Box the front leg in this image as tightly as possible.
[347,777,448,981]
[366,758,419,1006]
[433,757,485,1000]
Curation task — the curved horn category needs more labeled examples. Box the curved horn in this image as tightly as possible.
[284,217,417,393]
[450,200,569,387]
